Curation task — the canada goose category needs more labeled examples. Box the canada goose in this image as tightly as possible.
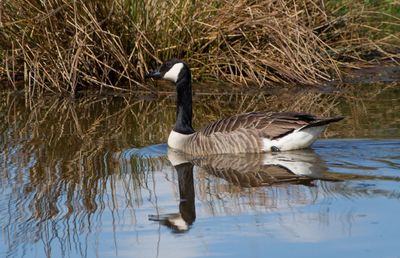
[145,58,343,155]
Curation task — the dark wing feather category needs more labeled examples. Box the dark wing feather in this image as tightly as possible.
[199,112,343,140]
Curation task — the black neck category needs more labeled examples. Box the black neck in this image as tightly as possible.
[173,72,194,134]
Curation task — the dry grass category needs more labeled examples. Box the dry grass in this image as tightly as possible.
[1,0,143,97]
[1,0,399,96]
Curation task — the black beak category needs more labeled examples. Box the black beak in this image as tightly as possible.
[145,70,162,80]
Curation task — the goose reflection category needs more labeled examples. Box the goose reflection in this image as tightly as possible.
[191,150,332,187]
[149,161,196,233]
[149,148,331,233]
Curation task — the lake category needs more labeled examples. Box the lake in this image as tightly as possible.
[0,83,399,258]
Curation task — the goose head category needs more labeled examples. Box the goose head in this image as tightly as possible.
[145,58,190,83]
[145,58,194,135]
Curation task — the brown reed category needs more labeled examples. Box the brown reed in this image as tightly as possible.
[1,0,399,97]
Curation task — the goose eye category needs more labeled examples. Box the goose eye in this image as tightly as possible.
[165,61,172,68]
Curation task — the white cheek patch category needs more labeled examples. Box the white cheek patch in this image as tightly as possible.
[163,63,184,82]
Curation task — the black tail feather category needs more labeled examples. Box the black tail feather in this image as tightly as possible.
[301,116,344,130]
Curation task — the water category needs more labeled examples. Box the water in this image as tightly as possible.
[0,84,399,258]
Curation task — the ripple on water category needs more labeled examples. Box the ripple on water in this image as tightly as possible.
[314,139,400,177]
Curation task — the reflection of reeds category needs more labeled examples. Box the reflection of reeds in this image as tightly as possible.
[0,91,171,255]
[1,0,399,95]
[334,83,400,137]
[0,84,399,255]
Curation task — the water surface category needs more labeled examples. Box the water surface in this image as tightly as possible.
[0,83,399,258]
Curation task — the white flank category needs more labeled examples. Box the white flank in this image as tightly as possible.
[168,130,193,151]
[163,63,184,82]
[262,125,326,152]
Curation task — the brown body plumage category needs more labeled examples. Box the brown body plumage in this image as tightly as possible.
[178,112,343,155]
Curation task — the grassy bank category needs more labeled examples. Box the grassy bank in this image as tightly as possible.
[1,0,399,97]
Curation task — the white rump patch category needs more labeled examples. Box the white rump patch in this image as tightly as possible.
[262,125,326,152]
[163,63,184,82]
[168,130,193,151]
